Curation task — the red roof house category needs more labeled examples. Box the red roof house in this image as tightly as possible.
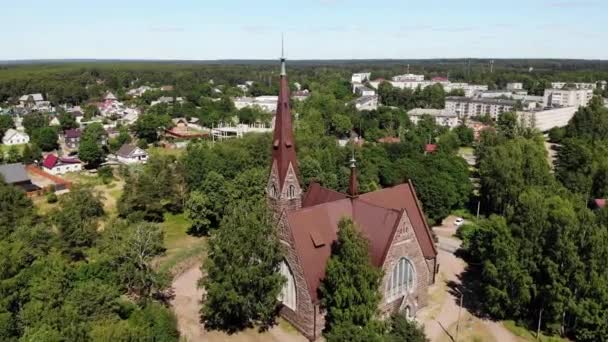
[425,143,438,154]
[42,154,82,175]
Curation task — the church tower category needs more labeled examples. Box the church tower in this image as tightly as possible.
[267,43,302,217]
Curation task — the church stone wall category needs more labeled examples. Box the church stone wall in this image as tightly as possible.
[378,212,433,317]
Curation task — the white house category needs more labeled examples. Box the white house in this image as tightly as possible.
[116,144,149,164]
[354,95,379,111]
[42,154,83,175]
[507,82,524,90]
[351,73,371,84]
[49,117,61,127]
[2,129,29,145]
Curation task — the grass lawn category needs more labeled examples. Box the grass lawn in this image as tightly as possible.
[503,321,569,342]
[148,146,186,158]
[156,212,207,275]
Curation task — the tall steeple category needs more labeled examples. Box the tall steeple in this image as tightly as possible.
[268,37,302,215]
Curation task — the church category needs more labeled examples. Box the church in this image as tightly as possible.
[268,54,438,341]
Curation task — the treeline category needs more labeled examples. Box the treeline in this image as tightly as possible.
[0,184,178,341]
[1,61,607,104]
[460,98,608,341]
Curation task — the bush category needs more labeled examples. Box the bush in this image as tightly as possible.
[98,166,114,184]
[46,192,58,204]
[455,223,480,249]
[548,126,566,143]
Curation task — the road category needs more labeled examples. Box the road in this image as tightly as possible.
[418,218,519,342]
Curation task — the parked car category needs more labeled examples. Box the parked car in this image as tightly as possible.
[454,217,465,226]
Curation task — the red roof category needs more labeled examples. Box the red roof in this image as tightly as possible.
[64,129,81,139]
[286,181,437,303]
[270,59,300,190]
[42,154,81,169]
[425,144,438,153]
[378,136,401,144]
[42,154,58,169]
[594,199,606,209]
[432,76,449,82]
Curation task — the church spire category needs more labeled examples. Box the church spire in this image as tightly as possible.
[269,37,300,202]
[348,156,358,197]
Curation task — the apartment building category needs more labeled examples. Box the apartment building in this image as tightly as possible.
[543,88,593,108]
[445,96,517,119]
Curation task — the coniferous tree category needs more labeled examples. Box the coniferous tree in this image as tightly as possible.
[320,218,383,338]
[200,200,284,332]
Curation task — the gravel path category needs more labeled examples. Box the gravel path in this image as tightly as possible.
[170,263,307,342]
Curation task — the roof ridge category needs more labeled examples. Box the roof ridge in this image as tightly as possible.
[353,197,402,215]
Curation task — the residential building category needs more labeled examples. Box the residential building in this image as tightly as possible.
[42,155,82,175]
[49,116,61,127]
[63,129,82,149]
[150,96,184,106]
[392,74,424,82]
[543,88,593,108]
[293,89,311,101]
[127,86,155,97]
[233,96,278,112]
[407,108,459,128]
[353,84,376,96]
[116,144,149,164]
[517,107,578,132]
[351,72,371,84]
[2,129,29,145]
[0,163,38,192]
[551,82,596,90]
[270,55,437,341]
[353,95,379,111]
[18,93,44,107]
[507,82,524,90]
[445,96,517,119]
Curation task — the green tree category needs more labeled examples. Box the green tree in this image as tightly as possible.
[133,113,172,143]
[320,218,383,335]
[79,124,106,168]
[0,115,13,137]
[31,127,58,151]
[57,111,78,131]
[201,200,284,332]
[185,191,213,236]
[22,112,47,135]
[6,145,21,163]
[453,125,474,146]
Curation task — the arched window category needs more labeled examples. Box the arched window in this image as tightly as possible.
[270,184,277,198]
[278,260,297,310]
[288,185,296,199]
[386,258,415,301]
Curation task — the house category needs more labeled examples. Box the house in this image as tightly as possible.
[353,95,379,111]
[165,118,206,140]
[18,93,44,107]
[49,116,61,127]
[116,144,148,164]
[269,58,437,341]
[64,129,82,149]
[151,96,184,106]
[292,89,310,101]
[351,73,371,84]
[425,144,438,154]
[378,136,401,144]
[233,96,278,112]
[104,92,118,102]
[160,85,174,92]
[2,129,30,145]
[42,154,82,175]
[0,163,38,192]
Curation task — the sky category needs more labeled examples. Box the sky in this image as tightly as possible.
[1,0,606,60]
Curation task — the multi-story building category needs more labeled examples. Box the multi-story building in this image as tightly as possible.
[392,74,425,82]
[445,96,517,119]
[407,108,459,128]
[233,96,279,112]
[551,82,596,90]
[543,88,593,108]
[351,73,371,84]
[353,95,378,111]
[507,82,524,90]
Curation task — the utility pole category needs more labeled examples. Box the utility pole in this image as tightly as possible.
[477,200,481,219]
[537,308,544,341]
[455,288,464,342]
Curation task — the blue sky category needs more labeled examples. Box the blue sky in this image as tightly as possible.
[1,0,606,60]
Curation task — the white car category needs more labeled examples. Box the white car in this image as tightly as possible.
[454,217,465,226]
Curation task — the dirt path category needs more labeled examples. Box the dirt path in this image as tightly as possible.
[418,218,519,342]
[170,263,307,342]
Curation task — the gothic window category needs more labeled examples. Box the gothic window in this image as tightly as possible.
[386,258,415,302]
[278,260,296,310]
[288,185,296,199]
[270,184,278,198]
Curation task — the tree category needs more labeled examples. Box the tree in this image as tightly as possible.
[31,127,58,151]
[21,143,42,164]
[0,115,13,138]
[6,145,21,163]
[453,125,474,146]
[185,191,213,236]
[385,314,428,342]
[201,200,284,332]
[57,111,78,131]
[133,113,172,143]
[320,218,383,336]
[79,124,106,168]
[22,112,47,135]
